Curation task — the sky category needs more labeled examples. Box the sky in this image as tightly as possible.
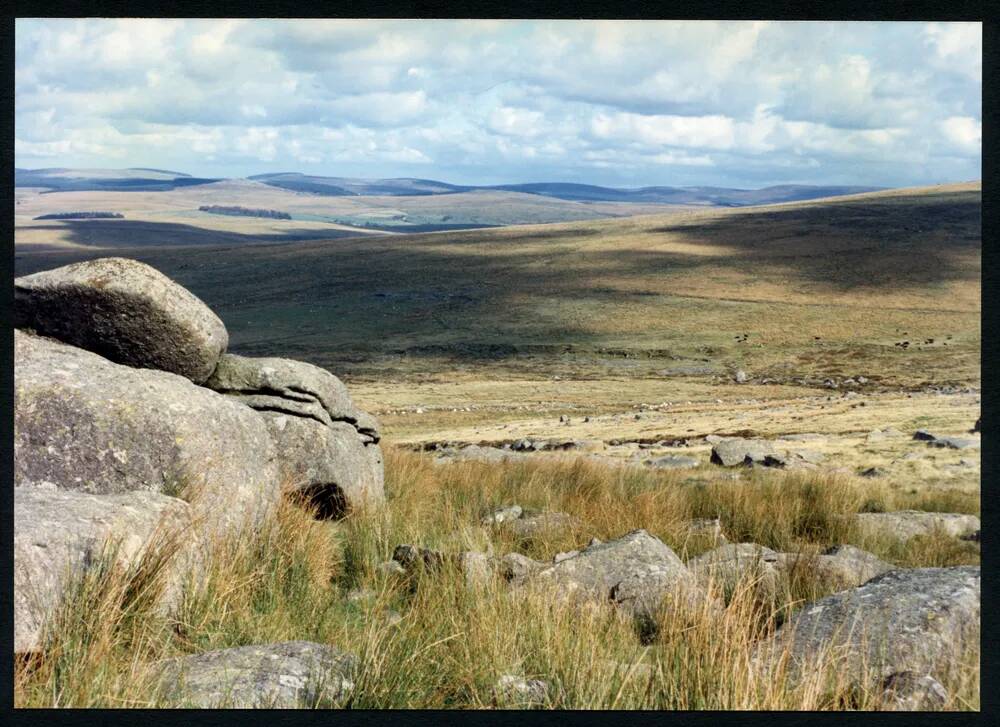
[15,19,982,189]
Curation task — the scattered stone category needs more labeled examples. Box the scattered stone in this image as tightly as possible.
[796,449,825,464]
[153,641,357,708]
[959,530,980,543]
[686,518,726,544]
[705,434,725,444]
[777,433,826,442]
[758,567,980,687]
[855,511,981,541]
[531,530,713,632]
[880,672,949,711]
[777,545,893,589]
[460,551,493,589]
[647,455,700,470]
[688,543,781,597]
[482,504,523,526]
[392,544,448,572]
[494,675,549,707]
[14,258,228,384]
[912,430,937,441]
[710,438,776,467]
[434,445,524,465]
[500,553,546,586]
[508,512,581,539]
[734,370,748,384]
[376,560,406,577]
[859,467,888,478]
[856,376,869,385]
[927,437,979,450]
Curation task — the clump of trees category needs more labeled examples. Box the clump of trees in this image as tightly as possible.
[199,205,291,220]
[34,212,124,220]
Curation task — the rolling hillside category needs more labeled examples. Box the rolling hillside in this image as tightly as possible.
[15,183,981,394]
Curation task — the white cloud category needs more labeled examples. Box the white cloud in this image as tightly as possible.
[14,19,981,187]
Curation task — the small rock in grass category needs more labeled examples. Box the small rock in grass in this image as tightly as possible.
[494,675,549,706]
[482,504,523,526]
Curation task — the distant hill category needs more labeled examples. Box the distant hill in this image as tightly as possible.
[16,167,218,192]
[249,172,883,206]
[16,167,885,207]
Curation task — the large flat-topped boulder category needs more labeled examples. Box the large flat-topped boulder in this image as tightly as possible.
[205,354,361,428]
[14,485,193,653]
[14,330,280,535]
[14,257,227,384]
[758,567,980,685]
[261,413,385,518]
[152,641,357,708]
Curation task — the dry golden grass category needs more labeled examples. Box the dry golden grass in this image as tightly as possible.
[14,449,979,709]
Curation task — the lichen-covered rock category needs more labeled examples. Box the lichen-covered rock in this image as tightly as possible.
[531,530,712,627]
[758,567,980,685]
[710,438,776,467]
[205,353,361,429]
[14,258,227,384]
[153,641,357,708]
[261,413,384,517]
[14,331,280,535]
[14,485,194,652]
[855,511,981,541]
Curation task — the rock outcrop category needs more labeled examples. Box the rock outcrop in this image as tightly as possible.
[153,641,357,708]
[15,257,227,384]
[758,567,980,686]
[14,330,280,527]
[14,258,384,654]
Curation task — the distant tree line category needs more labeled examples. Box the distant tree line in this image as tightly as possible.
[34,212,124,220]
[199,205,292,220]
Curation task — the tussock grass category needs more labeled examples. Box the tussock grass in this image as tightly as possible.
[14,449,979,709]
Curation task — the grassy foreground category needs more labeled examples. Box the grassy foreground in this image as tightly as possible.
[14,449,980,709]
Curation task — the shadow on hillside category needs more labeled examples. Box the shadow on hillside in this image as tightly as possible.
[13,191,981,365]
[17,219,374,249]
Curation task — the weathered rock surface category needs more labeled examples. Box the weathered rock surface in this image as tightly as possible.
[710,438,776,467]
[14,330,280,528]
[153,641,357,708]
[205,353,362,430]
[685,517,728,545]
[855,511,981,541]
[14,258,227,384]
[14,485,194,652]
[759,567,979,684]
[500,552,546,585]
[777,545,893,589]
[261,413,384,517]
[531,530,711,628]
[880,671,950,711]
[688,543,782,596]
